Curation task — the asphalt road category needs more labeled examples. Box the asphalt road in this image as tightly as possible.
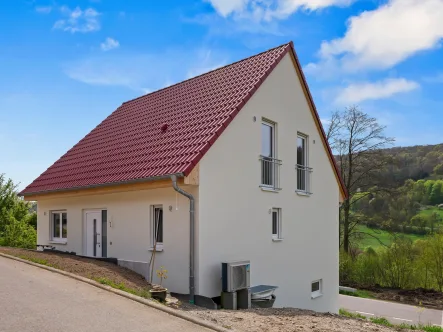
[0,256,209,332]
[339,294,443,327]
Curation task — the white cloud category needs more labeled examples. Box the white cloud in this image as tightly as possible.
[186,50,226,78]
[100,38,120,51]
[63,48,227,92]
[320,117,330,126]
[35,6,52,14]
[206,0,353,21]
[423,72,443,83]
[207,0,248,17]
[53,6,101,33]
[313,0,443,72]
[335,78,419,105]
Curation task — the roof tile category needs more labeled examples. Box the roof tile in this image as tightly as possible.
[21,43,292,194]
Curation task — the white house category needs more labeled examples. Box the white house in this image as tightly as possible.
[21,42,347,313]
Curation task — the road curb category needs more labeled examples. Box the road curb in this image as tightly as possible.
[0,252,231,332]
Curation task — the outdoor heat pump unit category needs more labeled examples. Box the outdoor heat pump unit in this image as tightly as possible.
[222,260,250,292]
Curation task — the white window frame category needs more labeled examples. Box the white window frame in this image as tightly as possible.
[271,208,282,241]
[260,119,281,191]
[311,279,323,299]
[262,119,276,159]
[296,133,312,195]
[150,205,164,251]
[50,210,67,243]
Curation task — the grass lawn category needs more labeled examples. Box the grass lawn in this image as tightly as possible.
[418,206,443,219]
[339,308,443,332]
[339,289,375,299]
[355,225,425,249]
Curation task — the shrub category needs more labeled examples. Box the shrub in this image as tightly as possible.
[353,248,379,286]
[3,213,37,249]
[341,232,443,291]
[339,250,354,283]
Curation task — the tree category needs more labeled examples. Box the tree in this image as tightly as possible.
[426,233,443,291]
[415,239,433,289]
[326,107,394,253]
[410,215,427,233]
[3,213,36,249]
[430,180,443,205]
[0,174,36,248]
[428,212,441,234]
[434,164,443,176]
[377,237,416,289]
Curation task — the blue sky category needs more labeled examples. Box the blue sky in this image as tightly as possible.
[1,0,443,189]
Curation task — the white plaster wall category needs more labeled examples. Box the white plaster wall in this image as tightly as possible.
[198,53,340,312]
[36,185,198,295]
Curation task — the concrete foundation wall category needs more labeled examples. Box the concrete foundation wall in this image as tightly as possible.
[118,259,150,281]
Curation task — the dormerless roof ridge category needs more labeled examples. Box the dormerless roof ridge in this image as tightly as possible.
[21,42,347,198]
[120,43,293,107]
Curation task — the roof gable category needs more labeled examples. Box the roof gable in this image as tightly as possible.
[21,44,290,195]
[21,42,346,198]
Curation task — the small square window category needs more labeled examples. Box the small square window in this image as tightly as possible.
[271,208,282,240]
[311,279,322,299]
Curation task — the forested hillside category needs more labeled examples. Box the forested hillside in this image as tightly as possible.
[329,108,443,294]
[349,143,443,245]
[382,144,443,187]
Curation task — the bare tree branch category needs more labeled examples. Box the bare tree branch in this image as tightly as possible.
[326,106,395,252]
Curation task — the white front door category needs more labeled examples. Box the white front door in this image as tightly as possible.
[85,210,102,257]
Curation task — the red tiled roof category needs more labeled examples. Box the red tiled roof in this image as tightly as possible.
[21,42,347,197]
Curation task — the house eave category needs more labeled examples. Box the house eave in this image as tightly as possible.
[20,172,185,198]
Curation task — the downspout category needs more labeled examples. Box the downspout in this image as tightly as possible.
[171,174,195,304]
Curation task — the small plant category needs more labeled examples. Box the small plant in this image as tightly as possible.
[156,266,168,286]
[339,289,375,299]
[339,308,366,319]
[150,266,168,302]
[17,255,56,268]
[369,317,393,327]
[339,308,443,332]
[421,326,443,332]
[94,277,150,299]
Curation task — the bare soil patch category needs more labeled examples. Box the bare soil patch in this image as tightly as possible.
[373,288,443,310]
[180,305,414,332]
[0,247,150,292]
[344,282,443,309]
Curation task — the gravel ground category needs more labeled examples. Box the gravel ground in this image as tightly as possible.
[0,247,150,291]
[180,305,416,332]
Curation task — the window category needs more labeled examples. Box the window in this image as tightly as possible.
[260,119,281,190]
[296,133,312,194]
[152,205,163,248]
[262,121,274,159]
[311,279,322,299]
[51,211,67,242]
[271,208,282,240]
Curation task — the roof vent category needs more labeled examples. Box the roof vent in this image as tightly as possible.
[161,123,168,132]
